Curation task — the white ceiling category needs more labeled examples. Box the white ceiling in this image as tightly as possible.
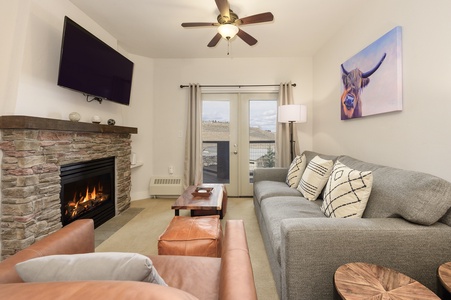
[69,0,366,59]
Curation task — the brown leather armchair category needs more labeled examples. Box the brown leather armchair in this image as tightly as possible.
[0,219,257,300]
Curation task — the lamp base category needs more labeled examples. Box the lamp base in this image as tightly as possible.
[289,121,295,162]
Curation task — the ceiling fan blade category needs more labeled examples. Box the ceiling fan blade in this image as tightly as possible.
[181,22,218,27]
[215,0,230,19]
[236,12,274,25]
[207,33,222,47]
[237,29,257,46]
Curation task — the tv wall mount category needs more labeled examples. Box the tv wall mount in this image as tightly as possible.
[84,94,103,104]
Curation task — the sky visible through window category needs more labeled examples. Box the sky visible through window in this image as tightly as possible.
[202,100,277,132]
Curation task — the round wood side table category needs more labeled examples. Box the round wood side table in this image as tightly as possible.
[334,262,439,299]
[438,262,451,297]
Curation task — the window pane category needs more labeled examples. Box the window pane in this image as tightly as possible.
[249,100,277,182]
[202,101,230,183]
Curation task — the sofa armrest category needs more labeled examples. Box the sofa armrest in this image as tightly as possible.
[219,220,257,300]
[0,281,199,300]
[0,219,95,283]
[280,218,451,300]
[253,168,288,183]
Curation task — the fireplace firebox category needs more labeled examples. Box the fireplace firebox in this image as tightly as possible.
[60,157,115,228]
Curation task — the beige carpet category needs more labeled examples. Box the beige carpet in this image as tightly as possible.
[95,197,279,300]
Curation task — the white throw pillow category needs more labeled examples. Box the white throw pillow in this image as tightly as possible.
[297,156,334,200]
[286,154,307,188]
[321,161,373,218]
[15,252,167,286]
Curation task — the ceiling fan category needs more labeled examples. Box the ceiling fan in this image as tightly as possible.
[181,0,274,47]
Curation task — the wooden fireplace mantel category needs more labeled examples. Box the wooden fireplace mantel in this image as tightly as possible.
[0,115,137,134]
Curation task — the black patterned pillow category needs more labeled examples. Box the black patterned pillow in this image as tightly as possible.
[297,155,334,200]
[286,154,307,188]
[321,161,373,218]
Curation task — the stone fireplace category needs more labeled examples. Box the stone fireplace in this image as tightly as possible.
[0,115,137,259]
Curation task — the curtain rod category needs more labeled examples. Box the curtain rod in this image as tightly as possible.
[179,83,296,88]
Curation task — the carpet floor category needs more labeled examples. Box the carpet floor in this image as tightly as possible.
[95,197,279,300]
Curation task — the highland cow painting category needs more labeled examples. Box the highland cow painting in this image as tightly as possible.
[340,26,402,120]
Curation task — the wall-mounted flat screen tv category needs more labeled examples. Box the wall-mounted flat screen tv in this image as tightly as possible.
[57,16,134,105]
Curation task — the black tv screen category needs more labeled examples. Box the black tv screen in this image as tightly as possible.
[57,16,134,105]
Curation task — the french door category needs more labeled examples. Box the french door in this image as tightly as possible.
[201,92,277,196]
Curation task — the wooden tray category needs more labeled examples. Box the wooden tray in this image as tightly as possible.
[192,187,213,197]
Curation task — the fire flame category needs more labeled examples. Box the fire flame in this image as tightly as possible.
[65,182,109,219]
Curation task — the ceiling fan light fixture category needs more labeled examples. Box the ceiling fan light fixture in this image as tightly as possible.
[217,24,239,39]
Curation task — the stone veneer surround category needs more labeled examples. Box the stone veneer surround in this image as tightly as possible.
[0,116,137,259]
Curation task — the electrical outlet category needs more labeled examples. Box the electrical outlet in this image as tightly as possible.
[168,166,174,174]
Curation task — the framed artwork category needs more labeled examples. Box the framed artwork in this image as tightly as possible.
[340,26,403,120]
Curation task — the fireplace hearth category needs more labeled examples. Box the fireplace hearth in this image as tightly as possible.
[60,157,115,228]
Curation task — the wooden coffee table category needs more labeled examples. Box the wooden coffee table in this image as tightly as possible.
[335,262,439,299]
[171,184,227,219]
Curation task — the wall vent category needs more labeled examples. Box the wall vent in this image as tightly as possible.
[149,177,183,197]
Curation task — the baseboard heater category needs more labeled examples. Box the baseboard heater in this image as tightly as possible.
[149,177,183,197]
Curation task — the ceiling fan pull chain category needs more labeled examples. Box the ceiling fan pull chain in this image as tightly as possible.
[227,37,231,55]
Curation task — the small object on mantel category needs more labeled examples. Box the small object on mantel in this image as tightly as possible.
[91,115,101,124]
[107,119,116,125]
[68,112,81,122]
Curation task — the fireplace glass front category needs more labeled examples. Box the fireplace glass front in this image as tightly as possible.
[60,157,115,228]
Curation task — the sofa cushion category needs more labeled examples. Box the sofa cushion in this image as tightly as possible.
[338,155,451,225]
[15,252,167,286]
[297,156,334,200]
[286,154,307,188]
[253,181,302,205]
[321,161,373,218]
[440,208,451,226]
[0,281,200,300]
[150,255,221,300]
[260,196,326,264]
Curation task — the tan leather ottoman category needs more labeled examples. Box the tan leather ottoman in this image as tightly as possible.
[158,215,223,257]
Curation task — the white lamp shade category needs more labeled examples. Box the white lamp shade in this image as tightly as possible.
[217,24,239,39]
[278,104,307,123]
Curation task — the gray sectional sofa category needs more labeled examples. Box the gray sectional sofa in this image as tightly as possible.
[253,150,451,300]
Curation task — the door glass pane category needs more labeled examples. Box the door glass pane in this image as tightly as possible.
[202,101,230,183]
[249,100,277,182]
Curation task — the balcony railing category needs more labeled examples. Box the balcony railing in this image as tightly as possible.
[202,140,275,183]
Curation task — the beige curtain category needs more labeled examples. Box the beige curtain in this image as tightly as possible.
[183,84,203,189]
[275,82,297,167]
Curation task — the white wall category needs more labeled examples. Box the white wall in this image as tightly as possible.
[0,0,155,200]
[313,0,451,181]
[124,54,154,200]
[2,1,313,201]
[13,0,125,123]
[0,1,29,115]
[6,0,451,201]
[151,57,313,181]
